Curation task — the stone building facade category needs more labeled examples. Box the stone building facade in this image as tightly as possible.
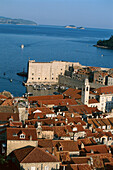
[27,60,82,85]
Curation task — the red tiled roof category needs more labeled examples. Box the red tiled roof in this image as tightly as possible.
[0,95,8,99]
[38,99,78,106]
[71,157,89,164]
[38,139,53,148]
[89,99,99,104]
[68,105,99,115]
[38,139,79,152]
[96,85,113,95]
[70,164,91,170]
[1,99,13,106]
[0,112,19,121]
[9,121,22,127]
[7,128,37,140]
[10,146,59,163]
[28,95,63,102]
[53,140,79,152]
[63,88,81,99]
[53,126,70,137]
[67,117,86,126]
[84,144,109,154]
[77,138,96,146]
[42,126,54,131]
[29,107,53,114]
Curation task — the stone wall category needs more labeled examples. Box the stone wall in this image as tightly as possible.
[18,108,28,122]
[20,162,60,170]
[58,75,105,89]
[7,140,38,155]
[27,60,82,85]
[42,131,54,139]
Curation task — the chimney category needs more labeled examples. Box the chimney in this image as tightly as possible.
[90,149,94,154]
[30,135,32,141]
[65,118,68,124]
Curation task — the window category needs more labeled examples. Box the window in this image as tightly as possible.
[44,165,49,170]
[52,78,54,80]
[32,73,34,75]
[45,78,47,80]
[32,78,34,80]
[20,134,25,139]
[38,78,40,80]
[56,164,58,169]
[41,164,43,170]
[13,133,17,136]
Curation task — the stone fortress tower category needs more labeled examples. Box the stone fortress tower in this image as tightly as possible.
[27,60,82,85]
[81,78,90,105]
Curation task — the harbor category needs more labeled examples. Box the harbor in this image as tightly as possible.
[26,84,60,96]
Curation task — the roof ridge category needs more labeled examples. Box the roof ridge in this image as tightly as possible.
[14,146,34,162]
[21,147,36,163]
[21,147,58,163]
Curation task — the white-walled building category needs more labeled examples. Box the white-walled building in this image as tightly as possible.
[27,60,81,85]
[81,79,113,113]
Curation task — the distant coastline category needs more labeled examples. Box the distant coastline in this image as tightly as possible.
[93,45,110,49]
[0,16,37,26]
[94,36,113,50]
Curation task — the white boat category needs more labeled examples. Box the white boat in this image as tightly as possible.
[21,44,24,49]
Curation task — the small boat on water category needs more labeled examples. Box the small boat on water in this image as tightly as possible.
[10,79,12,82]
[21,44,24,49]
[17,68,27,77]
[17,71,27,77]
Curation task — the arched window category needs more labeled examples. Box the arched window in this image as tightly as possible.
[86,87,88,91]
[45,165,49,170]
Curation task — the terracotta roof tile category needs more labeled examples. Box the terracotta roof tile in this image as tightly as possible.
[28,94,63,102]
[84,144,109,154]
[63,88,81,99]
[7,128,37,140]
[71,157,89,164]
[77,138,96,146]
[68,105,99,115]
[70,164,91,170]
[0,95,8,99]
[38,139,79,152]
[96,85,113,95]
[0,112,19,121]
[10,146,59,163]
[52,140,79,152]
[38,99,78,107]
[88,99,99,104]
[1,99,13,106]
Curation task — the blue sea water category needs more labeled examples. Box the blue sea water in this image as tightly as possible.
[0,24,113,96]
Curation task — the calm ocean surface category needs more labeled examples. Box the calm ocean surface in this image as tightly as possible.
[0,24,113,96]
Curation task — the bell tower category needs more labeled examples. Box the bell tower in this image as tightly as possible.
[81,78,90,105]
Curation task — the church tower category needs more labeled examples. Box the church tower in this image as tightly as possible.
[81,78,90,105]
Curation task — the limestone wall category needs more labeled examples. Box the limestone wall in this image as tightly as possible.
[27,60,82,84]
[20,162,60,170]
[59,75,105,89]
[7,140,38,155]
